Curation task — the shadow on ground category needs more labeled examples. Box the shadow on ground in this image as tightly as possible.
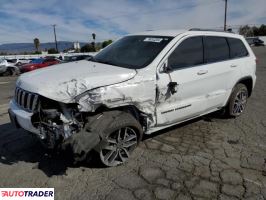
[0,122,87,177]
[0,111,225,177]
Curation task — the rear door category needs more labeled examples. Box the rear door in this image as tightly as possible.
[227,37,253,86]
[201,36,236,110]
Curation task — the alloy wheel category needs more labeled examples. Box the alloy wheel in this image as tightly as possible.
[100,127,138,167]
[232,89,248,115]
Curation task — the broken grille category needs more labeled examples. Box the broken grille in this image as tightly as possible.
[15,87,39,112]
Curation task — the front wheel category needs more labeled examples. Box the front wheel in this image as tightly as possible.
[227,83,248,117]
[95,111,143,167]
[100,126,138,167]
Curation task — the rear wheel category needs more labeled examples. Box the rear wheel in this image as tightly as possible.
[226,83,248,117]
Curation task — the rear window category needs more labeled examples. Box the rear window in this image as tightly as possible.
[227,38,248,58]
[204,36,230,63]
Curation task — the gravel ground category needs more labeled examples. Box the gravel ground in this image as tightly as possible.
[0,47,266,200]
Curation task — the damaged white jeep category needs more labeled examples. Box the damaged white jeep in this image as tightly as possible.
[9,29,256,166]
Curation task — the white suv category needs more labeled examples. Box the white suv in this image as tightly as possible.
[9,29,256,166]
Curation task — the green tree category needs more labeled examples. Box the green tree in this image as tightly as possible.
[252,26,259,36]
[102,40,113,48]
[48,48,58,54]
[81,43,96,52]
[258,24,266,36]
[33,38,40,52]
[239,24,266,37]
[239,25,253,37]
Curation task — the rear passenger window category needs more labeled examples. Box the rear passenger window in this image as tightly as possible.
[204,36,230,63]
[227,38,248,58]
[168,36,203,69]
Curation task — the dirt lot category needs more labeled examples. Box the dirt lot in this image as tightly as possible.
[0,47,266,200]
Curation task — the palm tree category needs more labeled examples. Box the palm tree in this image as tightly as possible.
[33,38,40,52]
[92,33,96,51]
[92,33,96,41]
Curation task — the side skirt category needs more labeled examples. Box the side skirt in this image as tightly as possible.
[145,107,220,135]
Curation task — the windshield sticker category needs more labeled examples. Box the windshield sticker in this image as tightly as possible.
[144,38,163,43]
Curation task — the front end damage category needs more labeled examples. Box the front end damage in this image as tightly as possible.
[12,67,157,160]
[28,96,102,161]
[31,96,85,149]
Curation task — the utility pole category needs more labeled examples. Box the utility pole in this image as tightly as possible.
[52,24,58,52]
[224,0,228,31]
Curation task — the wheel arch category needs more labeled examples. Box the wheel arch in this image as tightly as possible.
[234,76,253,97]
[94,104,148,131]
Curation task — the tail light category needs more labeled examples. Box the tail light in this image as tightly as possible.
[255,57,258,64]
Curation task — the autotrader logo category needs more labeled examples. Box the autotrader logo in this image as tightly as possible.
[0,188,54,200]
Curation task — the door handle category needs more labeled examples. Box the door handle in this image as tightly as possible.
[197,70,208,75]
[230,64,237,68]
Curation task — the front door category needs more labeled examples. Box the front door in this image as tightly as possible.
[156,36,210,125]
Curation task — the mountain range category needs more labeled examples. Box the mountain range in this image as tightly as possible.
[0,41,87,54]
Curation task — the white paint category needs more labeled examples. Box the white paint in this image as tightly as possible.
[9,99,39,134]
[9,29,257,136]
[17,60,136,103]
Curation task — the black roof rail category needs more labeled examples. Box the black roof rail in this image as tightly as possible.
[189,28,234,33]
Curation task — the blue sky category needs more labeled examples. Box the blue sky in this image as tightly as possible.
[0,0,265,44]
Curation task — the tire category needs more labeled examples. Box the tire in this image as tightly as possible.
[85,110,143,167]
[226,83,248,117]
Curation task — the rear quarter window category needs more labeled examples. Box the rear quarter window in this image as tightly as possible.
[227,38,248,58]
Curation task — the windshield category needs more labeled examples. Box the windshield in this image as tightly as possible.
[93,35,173,69]
[30,58,44,64]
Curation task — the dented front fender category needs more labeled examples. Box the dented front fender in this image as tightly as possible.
[76,74,157,127]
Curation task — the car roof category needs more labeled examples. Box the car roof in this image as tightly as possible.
[129,29,240,38]
[130,29,187,37]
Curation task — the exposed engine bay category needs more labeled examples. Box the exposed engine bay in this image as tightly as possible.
[32,96,85,149]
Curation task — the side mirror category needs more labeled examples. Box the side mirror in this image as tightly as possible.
[168,82,178,94]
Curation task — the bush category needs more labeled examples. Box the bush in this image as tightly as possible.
[81,43,95,52]
[48,48,58,54]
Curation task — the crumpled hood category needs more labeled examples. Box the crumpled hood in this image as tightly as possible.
[17,60,136,103]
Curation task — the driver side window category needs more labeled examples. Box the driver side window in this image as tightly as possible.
[168,36,204,70]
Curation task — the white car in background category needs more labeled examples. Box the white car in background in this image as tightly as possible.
[0,59,19,76]
[6,58,31,66]
[9,29,256,167]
